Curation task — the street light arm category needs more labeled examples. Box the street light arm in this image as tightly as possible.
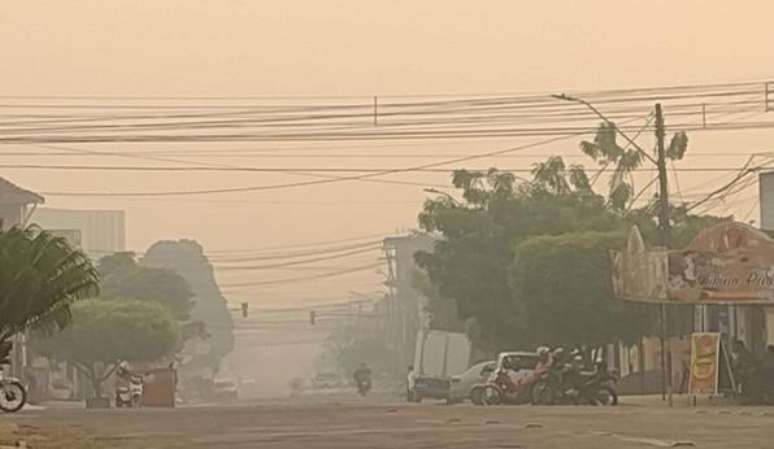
[552,94,658,166]
[423,188,460,205]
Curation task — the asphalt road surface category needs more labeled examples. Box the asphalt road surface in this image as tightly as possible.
[4,397,774,448]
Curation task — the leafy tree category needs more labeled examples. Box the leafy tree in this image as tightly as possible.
[411,269,464,333]
[416,166,623,351]
[141,240,233,372]
[416,157,720,352]
[0,226,99,343]
[511,231,657,347]
[33,298,179,398]
[580,121,688,210]
[98,252,193,320]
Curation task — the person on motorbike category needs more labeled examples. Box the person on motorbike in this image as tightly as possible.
[551,348,566,365]
[353,363,372,392]
[535,347,554,373]
[116,361,133,384]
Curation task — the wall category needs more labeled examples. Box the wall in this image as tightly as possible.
[0,204,25,228]
[31,208,126,259]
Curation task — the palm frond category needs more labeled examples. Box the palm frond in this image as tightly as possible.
[0,226,99,336]
[667,132,688,160]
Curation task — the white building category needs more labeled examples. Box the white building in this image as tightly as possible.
[31,208,126,260]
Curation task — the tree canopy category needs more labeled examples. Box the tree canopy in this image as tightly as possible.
[34,298,179,396]
[98,252,193,320]
[0,226,99,341]
[415,150,723,352]
[511,231,656,347]
[141,240,234,372]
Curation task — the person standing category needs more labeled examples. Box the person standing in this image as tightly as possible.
[733,340,759,403]
[406,365,416,402]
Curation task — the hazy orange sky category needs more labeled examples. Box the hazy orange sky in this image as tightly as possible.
[2,1,774,306]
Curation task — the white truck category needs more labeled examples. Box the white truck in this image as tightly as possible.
[409,329,471,402]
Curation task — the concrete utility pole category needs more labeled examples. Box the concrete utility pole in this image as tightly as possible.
[554,93,675,406]
[654,103,673,407]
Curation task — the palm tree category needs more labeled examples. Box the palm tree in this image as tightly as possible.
[0,226,99,345]
[580,121,688,210]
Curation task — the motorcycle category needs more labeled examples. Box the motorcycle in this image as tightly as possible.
[356,378,372,396]
[471,353,545,406]
[115,374,144,408]
[531,359,618,406]
[478,368,532,405]
[0,342,27,413]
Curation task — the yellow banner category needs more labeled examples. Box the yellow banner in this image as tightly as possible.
[689,332,720,395]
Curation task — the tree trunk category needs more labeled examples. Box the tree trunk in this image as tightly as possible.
[72,361,102,399]
[90,365,102,398]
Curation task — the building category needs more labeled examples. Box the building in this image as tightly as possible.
[0,177,44,228]
[383,234,436,368]
[31,208,126,260]
[758,171,774,346]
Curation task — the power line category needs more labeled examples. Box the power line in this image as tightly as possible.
[207,240,381,261]
[221,262,384,288]
[13,163,774,173]
[0,79,759,100]
[37,115,650,197]
[0,81,767,144]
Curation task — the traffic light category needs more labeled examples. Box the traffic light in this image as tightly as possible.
[309,310,316,325]
[241,302,248,318]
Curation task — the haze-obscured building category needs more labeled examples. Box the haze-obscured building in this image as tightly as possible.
[383,233,436,368]
[31,208,126,260]
[759,171,774,345]
[0,177,44,228]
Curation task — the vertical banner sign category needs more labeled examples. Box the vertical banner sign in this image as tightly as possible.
[689,332,721,395]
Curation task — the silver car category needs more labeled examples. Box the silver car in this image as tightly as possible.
[447,361,496,404]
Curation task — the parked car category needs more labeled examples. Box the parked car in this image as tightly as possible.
[213,378,239,401]
[447,361,496,404]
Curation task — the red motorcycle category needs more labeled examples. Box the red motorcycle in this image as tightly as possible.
[471,352,543,405]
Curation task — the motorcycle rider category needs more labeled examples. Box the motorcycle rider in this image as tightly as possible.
[115,361,144,406]
[116,361,133,384]
[353,362,372,393]
[535,346,554,373]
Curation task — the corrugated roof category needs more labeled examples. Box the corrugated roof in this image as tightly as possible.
[0,177,44,205]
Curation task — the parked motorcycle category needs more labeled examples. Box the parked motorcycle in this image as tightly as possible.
[470,352,543,405]
[479,368,530,405]
[0,372,27,413]
[356,378,372,396]
[0,342,27,413]
[115,374,144,408]
[531,359,618,406]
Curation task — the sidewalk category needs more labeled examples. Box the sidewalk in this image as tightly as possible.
[621,393,752,408]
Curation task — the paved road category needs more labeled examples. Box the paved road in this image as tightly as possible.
[4,398,774,448]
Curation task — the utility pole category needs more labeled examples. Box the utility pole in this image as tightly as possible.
[654,103,673,406]
[555,94,676,406]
